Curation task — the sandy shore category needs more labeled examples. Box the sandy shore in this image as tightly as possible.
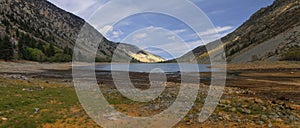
[0,61,72,74]
[226,61,300,70]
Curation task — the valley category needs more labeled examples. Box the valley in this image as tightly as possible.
[0,61,300,127]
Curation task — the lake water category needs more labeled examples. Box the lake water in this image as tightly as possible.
[94,63,212,73]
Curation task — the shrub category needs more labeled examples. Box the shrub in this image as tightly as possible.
[26,48,48,62]
[49,53,72,62]
[281,50,300,61]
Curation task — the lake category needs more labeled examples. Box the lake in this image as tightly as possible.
[93,63,212,73]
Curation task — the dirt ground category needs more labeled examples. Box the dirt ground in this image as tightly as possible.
[1,61,300,127]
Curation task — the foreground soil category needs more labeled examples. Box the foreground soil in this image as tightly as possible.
[0,61,300,127]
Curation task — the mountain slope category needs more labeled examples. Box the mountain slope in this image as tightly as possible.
[0,0,165,63]
[177,0,300,63]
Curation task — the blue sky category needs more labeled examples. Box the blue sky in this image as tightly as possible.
[48,0,274,59]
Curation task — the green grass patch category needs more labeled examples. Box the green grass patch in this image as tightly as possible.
[0,78,79,128]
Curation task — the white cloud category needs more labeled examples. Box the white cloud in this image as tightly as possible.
[168,36,177,40]
[198,26,233,36]
[187,26,234,43]
[173,29,187,34]
[208,10,225,15]
[133,33,148,40]
[144,26,162,31]
[111,30,124,39]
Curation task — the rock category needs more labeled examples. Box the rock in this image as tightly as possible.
[242,109,251,114]
[242,90,253,95]
[262,106,267,111]
[288,115,297,121]
[275,118,283,122]
[21,76,29,81]
[220,100,231,105]
[254,98,264,104]
[218,116,223,120]
[276,112,283,117]
[261,115,268,121]
[223,115,231,121]
[186,120,193,125]
[103,112,121,121]
[154,104,160,110]
[229,107,237,112]
[242,105,248,108]
[290,72,295,74]
[147,104,161,111]
[289,104,300,110]
[209,114,219,122]
[219,104,230,108]
[1,117,8,121]
[34,108,40,114]
[22,88,33,92]
[257,121,264,125]
[268,122,272,127]
[269,113,279,119]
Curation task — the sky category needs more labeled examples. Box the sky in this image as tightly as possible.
[48,0,274,60]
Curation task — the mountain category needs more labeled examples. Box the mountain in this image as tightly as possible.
[0,0,165,63]
[176,0,300,63]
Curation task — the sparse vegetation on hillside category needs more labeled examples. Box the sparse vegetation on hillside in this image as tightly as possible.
[177,0,300,63]
[0,15,74,62]
[0,0,165,63]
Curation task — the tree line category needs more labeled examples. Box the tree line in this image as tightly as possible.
[0,30,73,62]
[0,36,14,61]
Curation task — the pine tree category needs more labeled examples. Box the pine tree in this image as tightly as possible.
[0,38,3,59]
[29,37,37,48]
[16,29,20,38]
[46,43,55,57]
[1,36,14,61]
[37,41,45,53]
[5,26,10,34]
[18,42,26,59]
[63,47,72,55]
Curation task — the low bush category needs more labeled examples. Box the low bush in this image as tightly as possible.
[281,49,300,61]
